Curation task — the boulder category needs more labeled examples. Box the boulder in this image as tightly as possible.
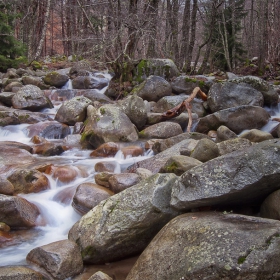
[239,129,273,142]
[55,96,92,125]
[4,81,23,92]
[81,105,138,149]
[260,189,280,220]
[195,105,270,134]
[134,75,172,102]
[7,169,50,194]
[231,75,279,105]
[78,89,113,104]
[89,271,113,280]
[153,94,206,117]
[126,212,280,280]
[90,142,119,158]
[84,76,109,90]
[171,139,280,211]
[120,145,143,158]
[0,177,14,195]
[45,165,79,183]
[95,161,118,173]
[118,95,147,130]
[207,82,264,112]
[69,60,93,79]
[94,172,114,188]
[43,71,69,87]
[32,142,65,156]
[22,76,50,90]
[0,92,15,106]
[216,125,238,143]
[0,194,40,228]
[0,106,52,126]
[160,155,202,176]
[127,139,198,174]
[26,121,71,139]
[134,59,180,82]
[68,173,180,263]
[108,173,141,193]
[190,138,219,162]
[0,266,43,280]
[139,122,183,139]
[217,138,252,156]
[26,239,83,280]
[171,75,213,94]
[12,85,53,111]
[72,183,114,214]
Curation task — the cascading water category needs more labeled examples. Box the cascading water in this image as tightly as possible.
[0,71,153,267]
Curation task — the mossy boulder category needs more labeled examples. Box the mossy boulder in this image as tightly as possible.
[43,71,69,87]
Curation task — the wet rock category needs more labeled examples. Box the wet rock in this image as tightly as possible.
[217,138,252,156]
[55,96,92,125]
[151,132,208,154]
[190,138,219,162]
[231,75,279,105]
[95,161,117,173]
[118,95,147,130]
[127,139,198,174]
[126,212,280,280]
[216,125,238,143]
[0,194,40,228]
[135,168,153,180]
[0,266,43,280]
[195,105,270,134]
[207,82,264,113]
[88,271,113,280]
[72,183,114,214]
[0,141,33,153]
[27,121,71,139]
[260,189,280,220]
[84,76,109,90]
[134,75,172,102]
[32,142,65,156]
[69,61,93,79]
[0,92,15,106]
[43,71,69,87]
[4,81,23,92]
[0,106,52,126]
[26,239,83,280]
[22,76,50,90]
[90,142,119,158]
[45,165,79,183]
[3,69,19,79]
[94,172,114,188]
[153,95,206,117]
[78,89,113,104]
[68,173,180,263]
[82,105,138,149]
[0,177,14,195]
[7,169,49,194]
[108,173,141,193]
[171,75,213,94]
[12,85,53,111]
[171,139,280,211]
[160,155,202,176]
[139,122,183,139]
[239,129,273,142]
[120,145,143,158]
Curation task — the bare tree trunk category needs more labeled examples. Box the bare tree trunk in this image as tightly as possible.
[181,0,191,68]
[127,0,138,58]
[34,0,51,60]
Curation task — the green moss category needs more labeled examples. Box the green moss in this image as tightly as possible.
[138,130,146,138]
[100,108,105,115]
[31,61,42,70]
[238,256,246,264]
[166,162,178,173]
[134,59,148,83]
[185,77,198,83]
[274,81,280,86]
[82,246,96,259]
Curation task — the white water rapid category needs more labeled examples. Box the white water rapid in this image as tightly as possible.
[0,71,153,267]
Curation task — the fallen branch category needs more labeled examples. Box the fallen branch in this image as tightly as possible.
[160,87,207,132]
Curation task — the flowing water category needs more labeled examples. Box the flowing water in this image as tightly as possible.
[0,72,153,267]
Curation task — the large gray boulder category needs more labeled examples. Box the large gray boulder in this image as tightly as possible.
[171,139,280,211]
[207,82,264,112]
[11,85,53,111]
[171,75,213,94]
[260,189,280,220]
[126,212,280,280]
[43,71,69,87]
[231,75,279,105]
[55,96,92,125]
[118,94,147,130]
[26,239,83,280]
[133,75,172,102]
[68,173,180,263]
[81,104,138,149]
[195,105,270,134]
[22,76,50,90]
[0,194,40,228]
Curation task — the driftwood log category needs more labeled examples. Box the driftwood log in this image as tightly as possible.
[159,87,207,132]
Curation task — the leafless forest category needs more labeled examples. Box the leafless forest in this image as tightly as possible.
[1,0,280,74]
